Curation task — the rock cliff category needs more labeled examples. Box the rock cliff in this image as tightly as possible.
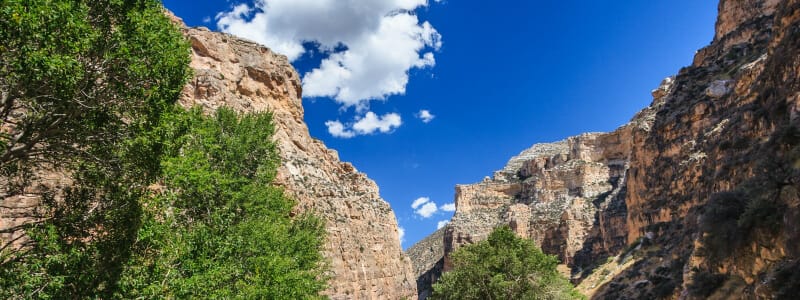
[406,227,446,299]
[175,21,417,299]
[410,0,800,299]
[1,13,418,299]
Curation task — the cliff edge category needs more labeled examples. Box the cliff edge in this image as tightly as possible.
[175,20,417,299]
[410,0,800,298]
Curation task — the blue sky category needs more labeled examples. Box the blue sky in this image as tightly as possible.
[163,0,718,249]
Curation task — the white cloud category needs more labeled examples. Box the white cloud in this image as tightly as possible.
[415,202,438,218]
[411,197,431,209]
[439,203,455,212]
[325,120,356,138]
[216,0,441,109]
[398,226,406,244]
[353,112,402,134]
[417,109,435,123]
[202,16,212,23]
[325,112,402,138]
[437,220,449,229]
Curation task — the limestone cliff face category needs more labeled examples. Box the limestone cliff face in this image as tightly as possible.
[406,79,671,298]
[176,23,416,299]
[609,0,800,298]
[441,111,657,276]
[411,0,800,299]
[406,227,446,300]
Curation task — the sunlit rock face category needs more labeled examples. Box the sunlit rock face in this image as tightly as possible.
[175,18,417,299]
[411,0,800,298]
[441,118,653,276]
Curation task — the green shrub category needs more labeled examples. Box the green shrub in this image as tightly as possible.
[117,108,328,299]
[431,226,585,300]
[687,269,727,298]
[772,260,800,300]
[700,191,747,263]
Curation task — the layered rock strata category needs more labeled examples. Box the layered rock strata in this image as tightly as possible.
[411,0,800,298]
[442,103,660,276]
[176,22,417,299]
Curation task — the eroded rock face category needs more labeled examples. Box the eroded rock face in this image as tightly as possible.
[176,23,416,299]
[412,1,800,299]
[443,127,641,276]
[406,227,446,300]
[407,74,673,298]
[611,0,800,298]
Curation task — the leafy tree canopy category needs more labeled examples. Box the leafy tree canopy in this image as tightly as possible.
[0,1,328,298]
[0,0,190,298]
[431,226,585,300]
[116,108,328,299]
[0,0,190,172]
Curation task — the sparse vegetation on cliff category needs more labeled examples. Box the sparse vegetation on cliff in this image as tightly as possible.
[430,226,584,300]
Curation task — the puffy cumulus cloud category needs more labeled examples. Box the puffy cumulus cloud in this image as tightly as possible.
[417,109,435,123]
[216,0,442,108]
[325,112,402,138]
[412,196,445,218]
[411,197,431,209]
[325,120,356,138]
[415,202,438,218]
[437,220,449,229]
[439,203,455,212]
[398,226,405,244]
[303,14,440,108]
[353,112,402,134]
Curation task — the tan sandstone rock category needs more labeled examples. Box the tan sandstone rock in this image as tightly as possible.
[174,18,417,299]
[411,1,800,299]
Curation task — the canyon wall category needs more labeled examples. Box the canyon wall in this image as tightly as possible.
[1,13,418,299]
[406,227,446,300]
[175,21,417,299]
[410,0,800,298]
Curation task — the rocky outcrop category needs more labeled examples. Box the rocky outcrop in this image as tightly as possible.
[406,75,673,298]
[412,0,800,299]
[406,227,446,300]
[1,13,417,299]
[443,125,645,276]
[607,0,800,298]
[173,19,416,299]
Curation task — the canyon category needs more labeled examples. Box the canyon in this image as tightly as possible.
[2,0,799,299]
[173,17,418,299]
[409,0,800,298]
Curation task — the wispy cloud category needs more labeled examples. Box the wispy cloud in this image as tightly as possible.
[325,112,402,138]
[412,197,431,209]
[417,109,435,123]
[439,203,455,212]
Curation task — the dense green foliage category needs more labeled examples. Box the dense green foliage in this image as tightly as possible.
[117,108,327,298]
[0,1,328,298]
[431,226,584,300]
[0,0,190,169]
[0,0,190,297]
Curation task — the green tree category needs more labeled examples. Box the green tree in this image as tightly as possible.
[431,226,585,300]
[0,0,190,298]
[117,108,328,299]
[0,0,189,171]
